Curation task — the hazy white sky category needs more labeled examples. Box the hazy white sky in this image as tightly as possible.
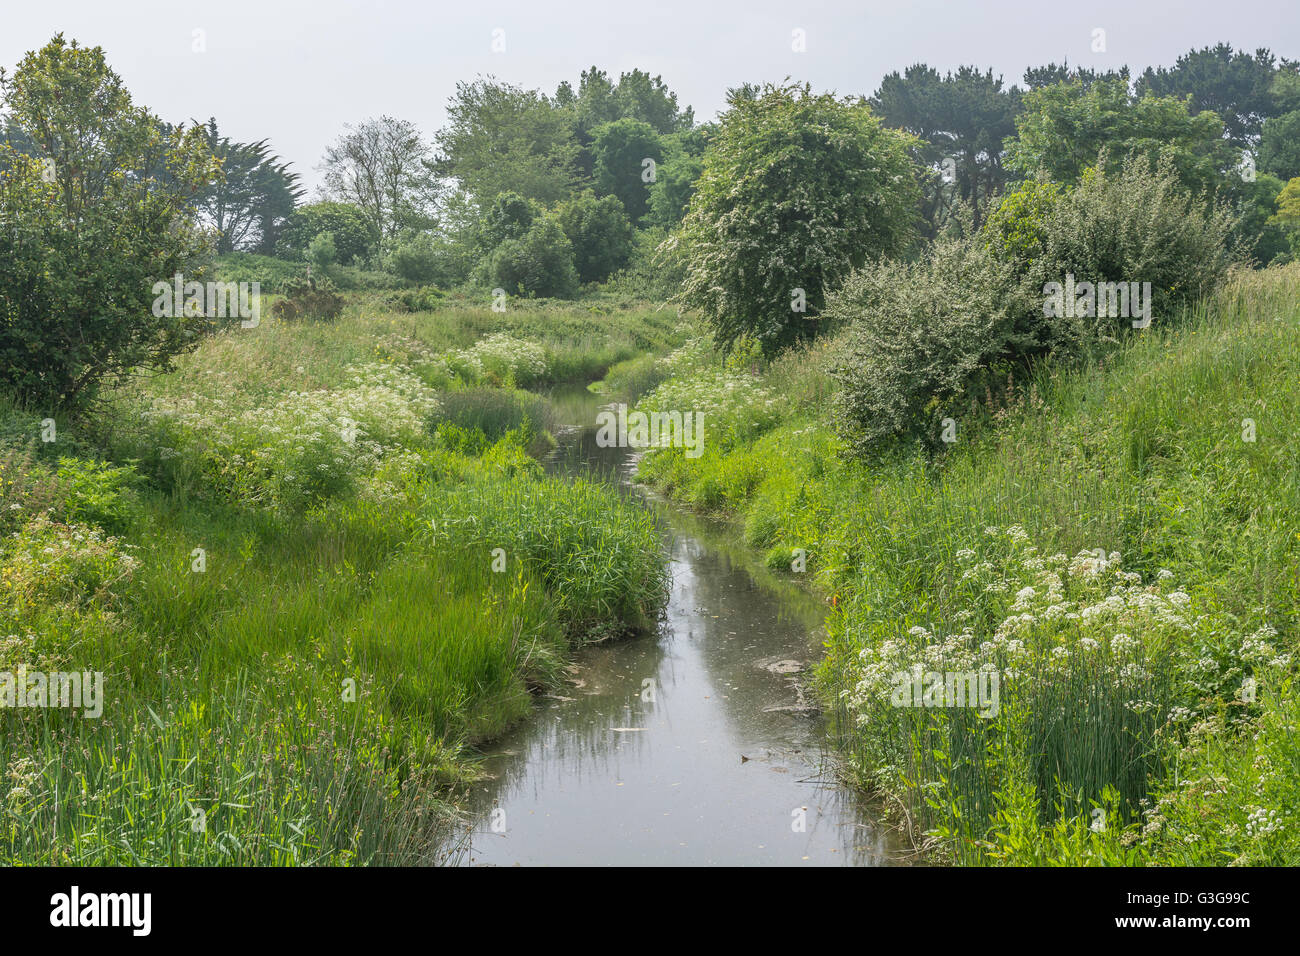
[3,1,1297,192]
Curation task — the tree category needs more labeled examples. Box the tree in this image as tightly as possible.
[1023,61,1128,92]
[0,35,219,408]
[320,115,436,252]
[477,191,537,252]
[277,201,374,265]
[435,78,578,204]
[646,140,705,230]
[1006,76,1236,195]
[556,192,633,283]
[487,216,578,298]
[1229,173,1290,265]
[1137,44,1280,147]
[591,118,663,222]
[674,82,920,356]
[871,64,1021,231]
[194,118,302,253]
[1268,176,1300,256]
[1259,110,1300,181]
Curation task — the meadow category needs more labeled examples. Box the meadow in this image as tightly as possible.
[0,295,679,864]
[633,262,1300,865]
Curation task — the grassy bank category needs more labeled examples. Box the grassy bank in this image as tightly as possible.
[632,263,1300,865]
[0,298,676,865]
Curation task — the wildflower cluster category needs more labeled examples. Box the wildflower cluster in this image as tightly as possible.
[126,362,440,511]
[447,333,548,387]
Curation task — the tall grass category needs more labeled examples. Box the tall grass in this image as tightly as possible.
[632,262,1300,864]
[0,301,674,865]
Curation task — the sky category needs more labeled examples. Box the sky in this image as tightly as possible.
[3,0,1298,193]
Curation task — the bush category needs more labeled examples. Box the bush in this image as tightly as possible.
[307,232,338,268]
[1006,154,1238,357]
[487,217,579,299]
[212,252,306,293]
[0,38,218,408]
[385,285,444,313]
[556,192,634,284]
[277,201,374,265]
[386,233,443,285]
[674,82,920,356]
[831,156,1241,454]
[478,192,537,252]
[270,275,345,323]
[827,233,1018,452]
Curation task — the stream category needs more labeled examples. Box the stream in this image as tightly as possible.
[436,385,900,866]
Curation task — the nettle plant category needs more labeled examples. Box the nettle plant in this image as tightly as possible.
[837,525,1278,857]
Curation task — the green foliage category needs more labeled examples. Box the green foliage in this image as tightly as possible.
[193,117,303,254]
[277,201,375,266]
[1136,44,1282,147]
[556,191,634,283]
[477,191,537,251]
[270,274,345,323]
[1006,76,1237,195]
[675,82,921,356]
[432,386,555,448]
[1227,173,1291,265]
[436,79,579,204]
[830,155,1239,453]
[1020,155,1239,339]
[306,231,338,268]
[213,252,307,292]
[870,64,1022,231]
[0,34,220,408]
[51,456,140,533]
[827,233,1017,452]
[426,474,670,641]
[384,284,444,313]
[636,262,1300,865]
[1259,109,1300,181]
[487,216,579,298]
[645,143,704,230]
[591,118,662,222]
[386,233,443,284]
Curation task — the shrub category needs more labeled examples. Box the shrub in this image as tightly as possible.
[827,233,1018,452]
[832,156,1241,454]
[385,285,444,313]
[386,233,443,285]
[556,192,634,283]
[277,201,374,265]
[1020,154,1239,345]
[306,231,338,268]
[478,192,537,252]
[0,37,219,408]
[487,217,578,299]
[674,82,920,356]
[270,275,345,323]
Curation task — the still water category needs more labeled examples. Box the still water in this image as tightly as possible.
[438,387,899,866]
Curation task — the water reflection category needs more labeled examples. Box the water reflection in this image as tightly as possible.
[434,385,899,865]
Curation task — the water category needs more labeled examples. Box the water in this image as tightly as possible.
[438,386,899,866]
